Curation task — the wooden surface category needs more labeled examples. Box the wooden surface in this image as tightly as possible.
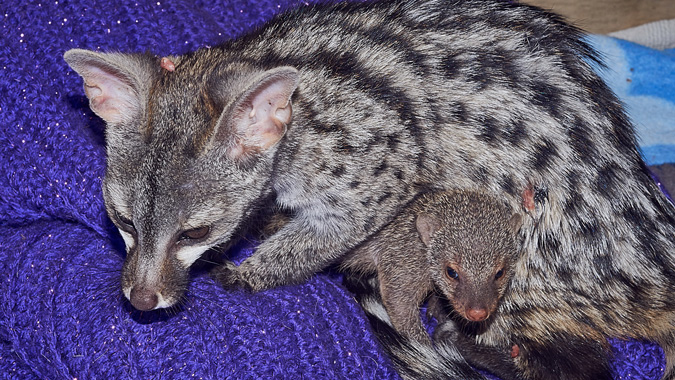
[522,0,675,34]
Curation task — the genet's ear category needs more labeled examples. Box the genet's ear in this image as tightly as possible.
[214,66,299,161]
[508,213,524,235]
[416,213,441,247]
[64,49,155,125]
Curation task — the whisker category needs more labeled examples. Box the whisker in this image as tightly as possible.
[196,257,221,266]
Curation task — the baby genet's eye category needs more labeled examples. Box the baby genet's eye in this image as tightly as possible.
[446,266,459,280]
[494,269,504,280]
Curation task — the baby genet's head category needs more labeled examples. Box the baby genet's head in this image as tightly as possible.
[416,191,522,323]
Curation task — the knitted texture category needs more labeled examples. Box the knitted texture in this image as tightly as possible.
[0,0,667,379]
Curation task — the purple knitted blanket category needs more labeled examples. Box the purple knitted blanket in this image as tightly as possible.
[0,0,667,378]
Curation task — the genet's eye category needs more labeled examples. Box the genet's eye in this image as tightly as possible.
[446,266,459,280]
[179,226,210,242]
[495,269,504,280]
[115,210,134,230]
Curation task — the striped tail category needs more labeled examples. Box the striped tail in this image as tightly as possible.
[343,274,487,380]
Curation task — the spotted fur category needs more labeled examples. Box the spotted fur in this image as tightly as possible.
[64,0,675,378]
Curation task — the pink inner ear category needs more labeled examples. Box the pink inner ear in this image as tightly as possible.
[248,79,295,126]
[225,68,298,160]
[81,66,138,124]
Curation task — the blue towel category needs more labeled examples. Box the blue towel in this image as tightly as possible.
[589,35,675,166]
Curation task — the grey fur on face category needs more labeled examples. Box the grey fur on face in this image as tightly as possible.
[64,0,675,378]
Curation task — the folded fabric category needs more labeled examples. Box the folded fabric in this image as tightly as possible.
[610,18,675,50]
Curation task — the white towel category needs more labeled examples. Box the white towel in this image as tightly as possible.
[609,18,675,50]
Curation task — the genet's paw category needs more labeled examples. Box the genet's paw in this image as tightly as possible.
[212,261,253,291]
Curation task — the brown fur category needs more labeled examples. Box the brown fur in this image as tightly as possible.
[340,190,522,343]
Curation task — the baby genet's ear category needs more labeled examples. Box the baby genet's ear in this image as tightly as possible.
[212,66,300,161]
[508,213,523,235]
[416,213,441,246]
[63,49,157,125]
